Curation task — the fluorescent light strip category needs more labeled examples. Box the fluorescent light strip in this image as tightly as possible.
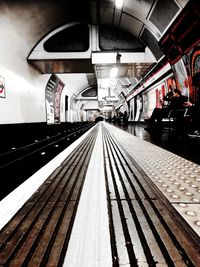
[115,0,124,9]
[110,67,118,78]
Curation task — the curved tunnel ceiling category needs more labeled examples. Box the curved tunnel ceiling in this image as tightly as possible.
[27,0,189,70]
[25,0,189,100]
[43,24,146,53]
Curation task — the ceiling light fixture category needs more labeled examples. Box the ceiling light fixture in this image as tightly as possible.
[110,67,118,78]
[115,0,124,9]
[116,52,121,63]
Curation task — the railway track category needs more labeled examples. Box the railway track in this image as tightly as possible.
[0,122,95,200]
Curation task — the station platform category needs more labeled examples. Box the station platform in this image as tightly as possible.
[0,122,200,266]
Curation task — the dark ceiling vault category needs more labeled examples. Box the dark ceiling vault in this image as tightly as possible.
[99,25,145,52]
[44,24,90,52]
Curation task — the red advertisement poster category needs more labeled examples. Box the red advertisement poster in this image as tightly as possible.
[0,76,6,98]
[54,80,65,123]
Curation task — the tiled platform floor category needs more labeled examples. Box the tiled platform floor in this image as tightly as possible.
[113,122,200,165]
[105,122,200,237]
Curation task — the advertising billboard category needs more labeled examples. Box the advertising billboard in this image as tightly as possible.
[45,74,65,124]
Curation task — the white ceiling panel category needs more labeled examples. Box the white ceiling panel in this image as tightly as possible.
[113,9,121,27]
[124,0,155,20]
[175,0,189,8]
[120,14,143,37]
[100,7,114,25]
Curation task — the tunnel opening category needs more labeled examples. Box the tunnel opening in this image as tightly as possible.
[95,116,104,122]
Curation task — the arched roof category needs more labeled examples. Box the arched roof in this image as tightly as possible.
[26,0,189,57]
[0,0,189,99]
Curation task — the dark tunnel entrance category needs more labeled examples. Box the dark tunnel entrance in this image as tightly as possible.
[95,116,104,122]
